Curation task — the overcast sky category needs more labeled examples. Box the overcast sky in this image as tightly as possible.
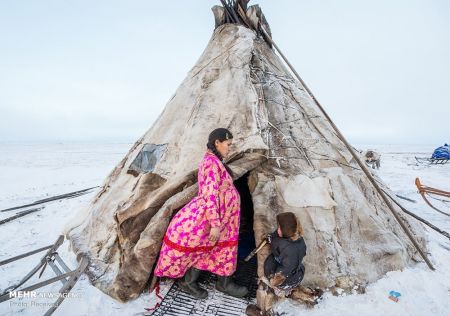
[0,0,449,145]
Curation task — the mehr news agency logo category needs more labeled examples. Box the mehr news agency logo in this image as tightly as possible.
[9,290,82,299]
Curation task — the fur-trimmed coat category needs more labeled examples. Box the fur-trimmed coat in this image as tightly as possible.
[264,232,306,288]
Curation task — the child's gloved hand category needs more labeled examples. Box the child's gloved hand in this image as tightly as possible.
[265,233,272,244]
[269,272,286,287]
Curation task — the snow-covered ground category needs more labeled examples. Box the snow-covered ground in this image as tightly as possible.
[0,143,449,316]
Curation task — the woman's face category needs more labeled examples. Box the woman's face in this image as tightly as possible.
[215,139,233,158]
[277,225,283,238]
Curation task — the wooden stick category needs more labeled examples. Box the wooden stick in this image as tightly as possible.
[419,187,450,198]
[416,178,450,217]
[0,207,42,226]
[395,194,417,203]
[416,178,450,197]
[0,271,74,303]
[220,0,238,23]
[245,239,267,262]
[0,243,52,266]
[236,2,252,29]
[418,192,450,217]
[383,190,450,241]
[1,187,98,213]
[43,257,88,316]
[0,235,64,294]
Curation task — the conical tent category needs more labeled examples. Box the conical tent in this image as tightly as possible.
[66,3,426,303]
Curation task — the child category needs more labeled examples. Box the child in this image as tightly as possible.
[246,212,307,316]
[264,212,306,293]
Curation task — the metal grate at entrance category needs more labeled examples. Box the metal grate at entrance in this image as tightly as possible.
[149,259,257,316]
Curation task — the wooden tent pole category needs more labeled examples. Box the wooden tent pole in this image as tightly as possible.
[257,24,435,271]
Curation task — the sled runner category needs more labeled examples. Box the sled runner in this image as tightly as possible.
[415,156,449,165]
[0,235,88,316]
[415,178,450,217]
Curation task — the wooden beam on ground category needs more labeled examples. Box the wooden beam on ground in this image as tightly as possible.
[0,187,98,213]
[0,243,53,266]
[0,207,43,226]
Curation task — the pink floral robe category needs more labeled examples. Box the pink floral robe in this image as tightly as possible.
[153,151,241,278]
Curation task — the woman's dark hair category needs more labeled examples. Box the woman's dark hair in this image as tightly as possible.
[207,128,234,177]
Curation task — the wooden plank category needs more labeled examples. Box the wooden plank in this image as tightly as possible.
[395,194,416,203]
[0,244,52,266]
[0,270,75,303]
[0,187,97,213]
[54,253,71,273]
[0,207,42,226]
[43,257,88,316]
[0,235,64,294]
[48,260,67,285]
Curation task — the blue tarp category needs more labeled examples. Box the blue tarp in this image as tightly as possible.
[431,144,450,159]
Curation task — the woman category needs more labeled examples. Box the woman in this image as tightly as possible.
[154,128,248,299]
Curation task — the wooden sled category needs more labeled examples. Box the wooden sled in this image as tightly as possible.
[0,235,88,316]
[415,178,450,217]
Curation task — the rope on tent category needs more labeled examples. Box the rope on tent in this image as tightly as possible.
[229,5,435,270]
[250,46,352,167]
[250,57,315,169]
[250,65,308,170]
[267,121,314,168]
